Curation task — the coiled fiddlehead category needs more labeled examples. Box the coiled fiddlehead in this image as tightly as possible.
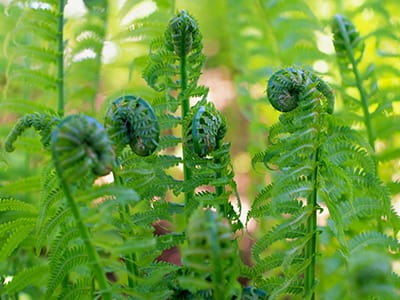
[181,208,240,299]
[51,114,113,300]
[267,67,334,114]
[52,114,115,183]
[5,113,61,152]
[104,95,160,156]
[165,10,201,57]
[185,102,226,157]
[332,15,363,66]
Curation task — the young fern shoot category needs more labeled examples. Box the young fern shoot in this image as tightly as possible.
[51,115,115,300]
[143,10,241,226]
[249,67,396,299]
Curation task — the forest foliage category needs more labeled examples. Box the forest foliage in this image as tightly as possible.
[0,0,399,299]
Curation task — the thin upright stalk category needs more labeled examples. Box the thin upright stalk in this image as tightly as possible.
[53,157,111,300]
[114,172,138,288]
[57,0,64,117]
[180,39,193,205]
[337,20,375,151]
[304,146,320,300]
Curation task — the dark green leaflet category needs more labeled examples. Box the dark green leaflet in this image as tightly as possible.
[104,95,160,156]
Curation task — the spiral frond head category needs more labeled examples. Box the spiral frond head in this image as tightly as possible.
[332,14,362,57]
[52,115,115,184]
[165,10,201,57]
[105,95,160,156]
[185,102,226,157]
[267,67,335,114]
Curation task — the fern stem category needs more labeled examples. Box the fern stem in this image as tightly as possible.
[304,145,320,300]
[209,211,224,300]
[336,20,375,151]
[57,0,65,117]
[180,38,193,205]
[114,172,138,288]
[122,203,139,288]
[52,159,111,300]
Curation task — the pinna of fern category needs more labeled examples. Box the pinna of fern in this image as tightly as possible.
[249,67,397,299]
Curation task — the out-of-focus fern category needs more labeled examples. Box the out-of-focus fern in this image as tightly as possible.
[249,67,398,299]
[5,0,65,114]
[331,11,400,194]
[143,10,241,228]
[67,0,108,113]
[179,208,241,299]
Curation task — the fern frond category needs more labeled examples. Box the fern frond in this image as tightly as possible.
[46,246,89,298]
[57,277,92,300]
[5,112,60,152]
[36,205,71,251]
[348,231,400,254]
[0,217,36,260]
[0,197,37,213]
[252,211,309,262]
[3,265,49,295]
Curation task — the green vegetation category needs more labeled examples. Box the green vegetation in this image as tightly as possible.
[0,1,399,299]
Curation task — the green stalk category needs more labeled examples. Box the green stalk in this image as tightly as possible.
[57,0,65,117]
[180,34,193,205]
[304,145,320,300]
[115,172,138,288]
[337,20,375,151]
[53,156,111,300]
[209,212,223,300]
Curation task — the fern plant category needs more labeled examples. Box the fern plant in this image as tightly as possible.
[1,6,243,299]
[331,14,400,194]
[142,9,241,227]
[248,67,399,299]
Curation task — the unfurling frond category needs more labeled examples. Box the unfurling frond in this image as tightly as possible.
[5,112,60,152]
[51,114,115,184]
[105,95,160,156]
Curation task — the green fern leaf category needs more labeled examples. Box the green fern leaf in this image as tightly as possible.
[46,246,89,298]
[3,265,49,295]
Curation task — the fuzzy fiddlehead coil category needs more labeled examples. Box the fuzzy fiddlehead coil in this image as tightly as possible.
[165,10,201,57]
[52,114,115,183]
[185,102,226,157]
[332,14,364,65]
[267,67,334,114]
[181,208,240,299]
[5,113,61,152]
[104,95,160,156]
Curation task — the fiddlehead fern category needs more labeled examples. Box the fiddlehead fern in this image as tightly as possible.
[51,114,114,300]
[5,112,60,152]
[104,95,160,156]
[250,67,396,299]
[165,10,201,57]
[180,208,241,299]
[331,15,374,150]
[267,67,334,114]
[52,115,115,182]
[185,101,226,158]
